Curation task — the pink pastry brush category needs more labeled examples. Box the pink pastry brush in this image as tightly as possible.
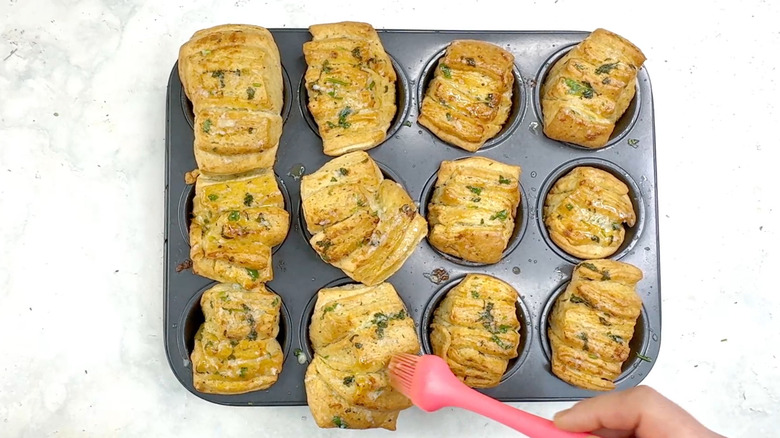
[389,354,594,437]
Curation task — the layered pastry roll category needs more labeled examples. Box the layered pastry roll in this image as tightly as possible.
[305,283,420,430]
[418,40,515,152]
[190,168,289,288]
[543,166,635,259]
[303,21,397,156]
[427,157,521,264]
[541,28,646,148]
[300,151,427,285]
[549,260,643,391]
[430,274,521,388]
[179,24,284,173]
[191,283,284,394]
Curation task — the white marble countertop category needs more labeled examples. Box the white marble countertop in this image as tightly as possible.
[1,0,778,436]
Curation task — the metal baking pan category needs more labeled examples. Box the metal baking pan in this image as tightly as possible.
[164,29,660,406]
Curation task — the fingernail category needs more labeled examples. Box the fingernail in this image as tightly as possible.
[553,409,570,421]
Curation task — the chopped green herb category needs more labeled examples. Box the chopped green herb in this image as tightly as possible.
[271,297,279,307]
[491,334,512,350]
[465,57,477,67]
[357,199,366,207]
[332,416,348,429]
[439,63,452,79]
[207,193,218,201]
[566,203,574,210]
[248,127,254,134]
[227,353,236,360]
[326,121,336,129]
[246,268,259,281]
[326,77,350,86]
[581,262,599,272]
[241,303,251,312]
[569,295,592,307]
[368,80,375,90]
[243,193,254,207]
[248,326,258,341]
[200,49,211,56]
[351,47,362,60]
[628,138,640,147]
[239,366,248,377]
[326,90,341,99]
[338,106,352,129]
[322,302,339,318]
[202,119,212,133]
[612,223,621,230]
[403,120,412,127]
[316,239,333,250]
[330,177,337,182]
[595,62,619,75]
[246,87,255,100]
[480,218,485,225]
[471,290,480,299]
[599,316,612,326]
[602,77,611,85]
[498,175,511,184]
[471,197,481,203]
[577,332,589,351]
[211,70,225,87]
[343,376,354,386]
[607,333,624,344]
[294,348,306,364]
[636,353,653,362]
[467,185,482,195]
[601,270,611,281]
[322,60,332,73]
[588,353,598,360]
[354,342,363,349]
[563,78,595,99]
[228,210,240,221]
[445,112,453,121]
[252,82,262,87]
[490,210,508,221]
[591,235,600,243]
[339,167,349,176]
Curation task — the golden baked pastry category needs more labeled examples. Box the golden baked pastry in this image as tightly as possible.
[179,24,284,174]
[303,22,397,156]
[543,166,635,259]
[190,168,289,288]
[430,274,521,388]
[427,157,521,264]
[548,260,643,391]
[300,151,427,285]
[418,40,515,152]
[541,28,646,148]
[191,283,283,394]
[305,282,420,430]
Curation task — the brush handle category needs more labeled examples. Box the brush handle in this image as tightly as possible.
[446,383,592,437]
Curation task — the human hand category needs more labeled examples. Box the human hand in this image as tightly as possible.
[553,386,725,438]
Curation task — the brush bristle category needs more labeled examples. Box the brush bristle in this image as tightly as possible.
[388,354,419,396]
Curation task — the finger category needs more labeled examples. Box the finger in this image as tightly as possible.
[588,428,634,438]
[553,386,686,435]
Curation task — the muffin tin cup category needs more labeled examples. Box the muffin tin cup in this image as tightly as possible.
[532,44,642,151]
[164,29,661,406]
[419,165,530,267]
[416,46,527,152]
[536,157,646,265]
[178,173,292,252]
[538,280,652,385]
[419,275,533,386]
[298,53,412,150]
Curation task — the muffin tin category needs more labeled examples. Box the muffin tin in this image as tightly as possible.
[164,29,660,406]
